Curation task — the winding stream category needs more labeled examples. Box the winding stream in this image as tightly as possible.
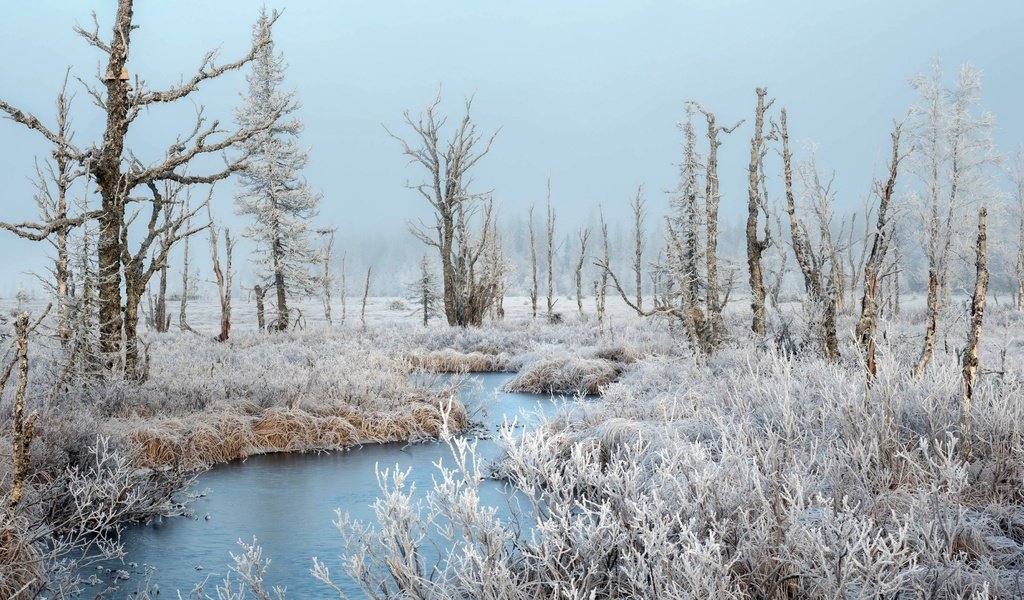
[81,373,562,598]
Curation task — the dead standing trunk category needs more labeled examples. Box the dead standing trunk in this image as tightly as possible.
[546,181,557,315]
[746,88,774,336]
[779,108,838,360]
[856,123,903,385]
[960,206,988,452]
[529,203,538,319]
[631,187,646,314]
[95,1,135,368]
[254,284,267,331]
[575,227,591,313]
[691,104,742,344]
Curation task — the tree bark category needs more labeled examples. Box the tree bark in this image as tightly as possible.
[856,123,902,385]
[361,266,372,329]
[960,206,987,452]
[529,203,538,319]
[746,88,773,336]
[95,0,136,368]
[272,237,288,331]
[693,106,741,344]
[546,181,556,315]
[575,227,590,313]
[255,284,266,331]
[631,187,645,314]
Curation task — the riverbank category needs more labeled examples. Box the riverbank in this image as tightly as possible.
[0,309,660,596]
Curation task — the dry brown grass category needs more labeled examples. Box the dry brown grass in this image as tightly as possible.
[128,395,469,470]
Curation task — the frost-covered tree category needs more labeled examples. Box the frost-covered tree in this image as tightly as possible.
[407,256,441,326]
[0,0,280,377]
[387,93,499,327]
[910,62,997,378]
[235,8,321,332]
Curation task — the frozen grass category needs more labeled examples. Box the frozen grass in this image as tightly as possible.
[319,304,1024,600]
[502,349,622,395]
[6,294,1024,597]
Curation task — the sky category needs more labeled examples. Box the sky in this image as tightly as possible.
[0,1,1022,294]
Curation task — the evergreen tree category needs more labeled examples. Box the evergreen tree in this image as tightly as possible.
[235,8,321,331]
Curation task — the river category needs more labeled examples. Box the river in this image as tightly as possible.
[80,372,563,598]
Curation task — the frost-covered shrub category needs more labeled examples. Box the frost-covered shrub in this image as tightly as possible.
[325,335,1024,599]
[0,437,192,598]
[503,348,623,395]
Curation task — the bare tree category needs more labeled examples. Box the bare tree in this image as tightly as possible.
[387,93,499,327]
[690,102,743,343]
[121,181,210,376]
[630,186,647,314]
[178,199,198,335]
[340,252,347,326]
[855,123,904,385]
[482,221,509,321]
[961,206,988,452]
[575,227,591,313]
[597,209,610,333]
[911,62,996,379]
[746,88,775,336]
[546,180,558,316]
[6,314,35,520]
[529,203,539,319]
[779,109,839,360]
[208,204,234,342]
[361,266,373,329]
[0,0,283,374]
[14,75,86,347]
[1012,148,1024,310]
[318,228,337,327]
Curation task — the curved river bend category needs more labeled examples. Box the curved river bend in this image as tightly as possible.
[83,373,562,598]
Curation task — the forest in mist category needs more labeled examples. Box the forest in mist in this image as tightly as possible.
[1,1,1023,599]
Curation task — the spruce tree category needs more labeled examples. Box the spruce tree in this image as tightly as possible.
[235,8,321,331]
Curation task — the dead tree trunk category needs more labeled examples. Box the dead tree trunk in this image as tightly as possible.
[546,181,557,315]
[1013,150,1024,311]
[154,260,170,332]
[597,209,610,333]
[746,88,774,336]
[179,203,195,334]
[123,183,206,378]
[340,252,347,326]
[780,108,838,360]
[914,269,940,379]
[631,186,646,314]
[361,266,372,329]
[209,205,234,342]
[961,206,988,451]
[692,104,743,343]
[576,227,591,313]
[7,314,36,512]
[254,284,267,331]
[318,228,336,327]
[855,123,903,385]
[529,203,539,319]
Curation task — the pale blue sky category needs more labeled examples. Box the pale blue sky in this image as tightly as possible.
[0,1,1022,292]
